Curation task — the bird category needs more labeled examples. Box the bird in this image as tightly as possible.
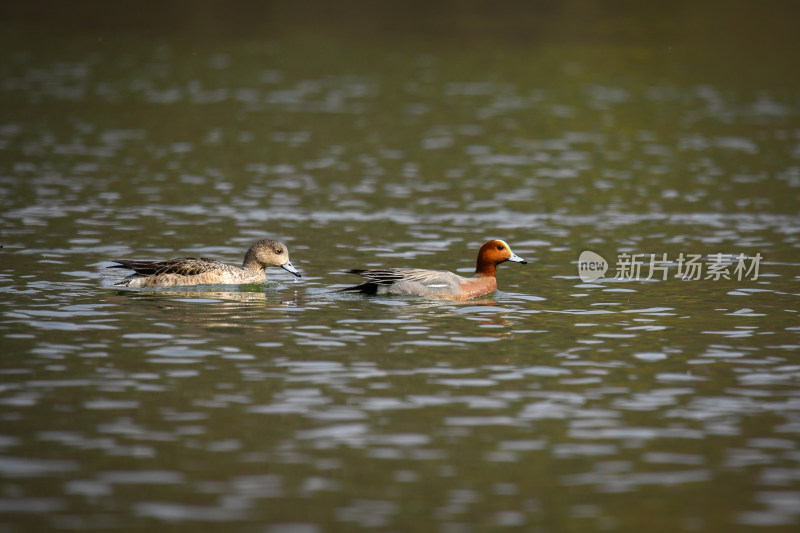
[109,239,300,287]
[339,239,526,300]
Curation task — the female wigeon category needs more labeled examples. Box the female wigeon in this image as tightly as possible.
[340,239,526,300]
[109,239,300,287]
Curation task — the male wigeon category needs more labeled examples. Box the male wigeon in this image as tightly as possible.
[109,239,300,287]
[339,239,526,300]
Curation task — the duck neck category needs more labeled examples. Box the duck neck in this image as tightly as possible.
[242,253,263,272]
[474,261,496,278]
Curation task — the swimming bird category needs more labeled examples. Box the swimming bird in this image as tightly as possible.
[109,239,300,287]
[339,239,526,300]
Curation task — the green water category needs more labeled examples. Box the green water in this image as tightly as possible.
[1,2,800,531]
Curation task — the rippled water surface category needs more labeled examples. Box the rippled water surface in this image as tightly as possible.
[2,3,800,531]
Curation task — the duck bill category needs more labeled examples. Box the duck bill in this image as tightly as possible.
[508,252,527,264]
[281,261,301,277]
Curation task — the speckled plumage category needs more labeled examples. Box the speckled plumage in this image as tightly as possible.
[110,239,300,287]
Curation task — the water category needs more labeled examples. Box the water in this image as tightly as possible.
[1,3,800,531]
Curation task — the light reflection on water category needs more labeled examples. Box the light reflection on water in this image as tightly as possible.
[2,8,800,533]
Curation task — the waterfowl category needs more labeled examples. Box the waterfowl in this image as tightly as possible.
[340,239,526,300]
[109,239,300,287]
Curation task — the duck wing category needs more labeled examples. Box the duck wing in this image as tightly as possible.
[339,268,464,296]
[109,257,223,277]
[345,268,450,285]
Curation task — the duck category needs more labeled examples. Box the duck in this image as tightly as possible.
[109,239,300,287]
[339,239,526,300]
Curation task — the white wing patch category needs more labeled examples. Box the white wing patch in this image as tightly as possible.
[425,284,450,288]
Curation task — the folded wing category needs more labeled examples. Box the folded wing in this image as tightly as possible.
[109,257,221,277]
[340,268,462,295]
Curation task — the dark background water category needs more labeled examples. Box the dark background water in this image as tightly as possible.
[1,1,800,531]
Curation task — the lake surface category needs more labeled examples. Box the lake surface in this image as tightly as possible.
[1,2,800,531]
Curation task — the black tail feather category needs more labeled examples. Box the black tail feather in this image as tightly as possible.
[337,282,379,295]
[107,259,162,275]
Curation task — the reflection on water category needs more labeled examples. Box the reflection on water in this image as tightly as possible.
[2,2,800,531]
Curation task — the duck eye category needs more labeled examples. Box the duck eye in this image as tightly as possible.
[275,249,283,254]
[497,244,504,250]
